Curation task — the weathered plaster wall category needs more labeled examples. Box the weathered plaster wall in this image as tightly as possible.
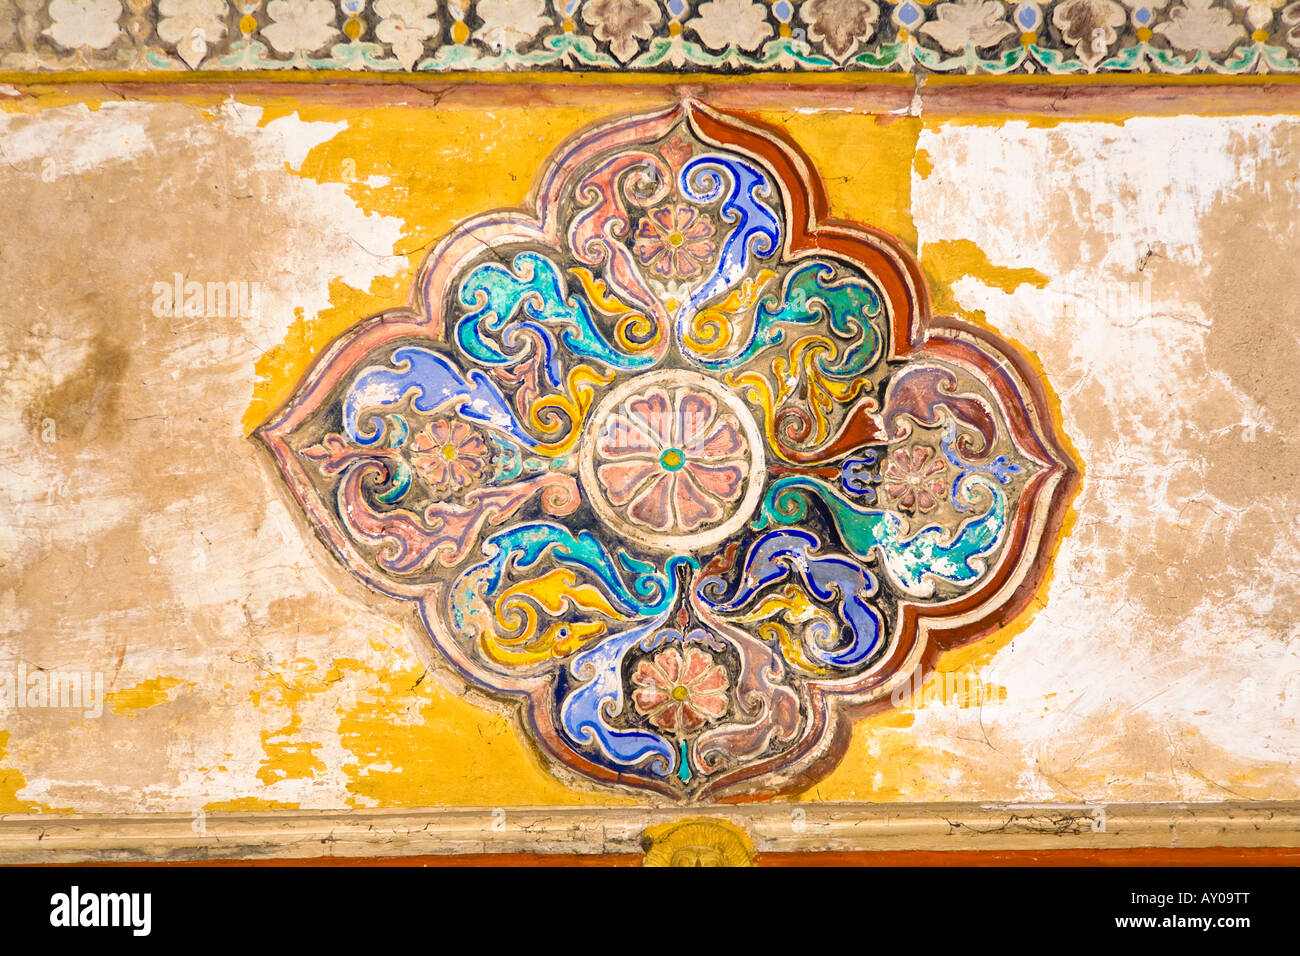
[1,85,1296,812]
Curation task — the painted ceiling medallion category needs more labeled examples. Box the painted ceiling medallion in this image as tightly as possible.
[258,102,1078,800]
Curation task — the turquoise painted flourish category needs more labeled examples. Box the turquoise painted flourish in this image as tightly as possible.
[455,522,697,618]
[689,261,885,373]
[456,251,656,374]
[758,475,1006,594]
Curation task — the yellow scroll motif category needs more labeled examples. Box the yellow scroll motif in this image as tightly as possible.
[572,267,662,354]
[483,568,629,666]
[726,369,790,461]
[528,363,616,457]
[642,818,756,867]
[683,269,777,355]
[727,334,870,461]
[728,584,835,675]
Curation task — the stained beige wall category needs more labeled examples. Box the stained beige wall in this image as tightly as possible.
[1,85,1296,812]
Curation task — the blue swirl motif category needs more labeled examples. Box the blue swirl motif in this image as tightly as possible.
[688,261,885,374]
[450,522,698,777]
[941,422,1022,512]
[759,474,1007,595]
[704,530,884,669]
[342,346,537,449]
[840,451,879,500]
[559,612,677,775]
[456,251,654,373]
[678,154,781,323]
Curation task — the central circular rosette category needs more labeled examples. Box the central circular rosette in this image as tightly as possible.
[578,370,766,552]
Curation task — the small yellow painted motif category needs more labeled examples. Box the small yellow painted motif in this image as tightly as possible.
[733,585,836,675]
[642,818,756,866]
[684,268,776,355]
[528,364,616,456]
[487,568,629,665]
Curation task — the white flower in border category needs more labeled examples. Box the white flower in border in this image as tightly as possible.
[1156,0,1245,51]
[44,0,123,50]
[1283,0,1300,46]
[581,0,663,63]
[688,0,774,51]
[474,0,552,52]
[157,0,228,68]
[375,0,441,69]
[799,0,879,63]
[262,0,339,55]
[1232,0,1287,30]
[1051,0,1125,66]
[920,0,1016,52]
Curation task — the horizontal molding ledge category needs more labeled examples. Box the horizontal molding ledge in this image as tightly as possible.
[1,802,1297,863]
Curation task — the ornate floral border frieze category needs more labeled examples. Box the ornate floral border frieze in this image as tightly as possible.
[4,0,1300,76]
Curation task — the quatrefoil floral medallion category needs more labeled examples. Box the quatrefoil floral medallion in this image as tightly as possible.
[258,103,1079,800]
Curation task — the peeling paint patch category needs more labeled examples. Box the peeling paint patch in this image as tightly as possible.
[922,238,1050,319]
[105,677,191,717]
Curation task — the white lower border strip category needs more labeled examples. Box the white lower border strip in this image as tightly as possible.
[1,802,1296,863]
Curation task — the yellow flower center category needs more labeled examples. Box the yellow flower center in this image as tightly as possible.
[671,685,689,701]
[668,232,684,247]
[442,445,457,461]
